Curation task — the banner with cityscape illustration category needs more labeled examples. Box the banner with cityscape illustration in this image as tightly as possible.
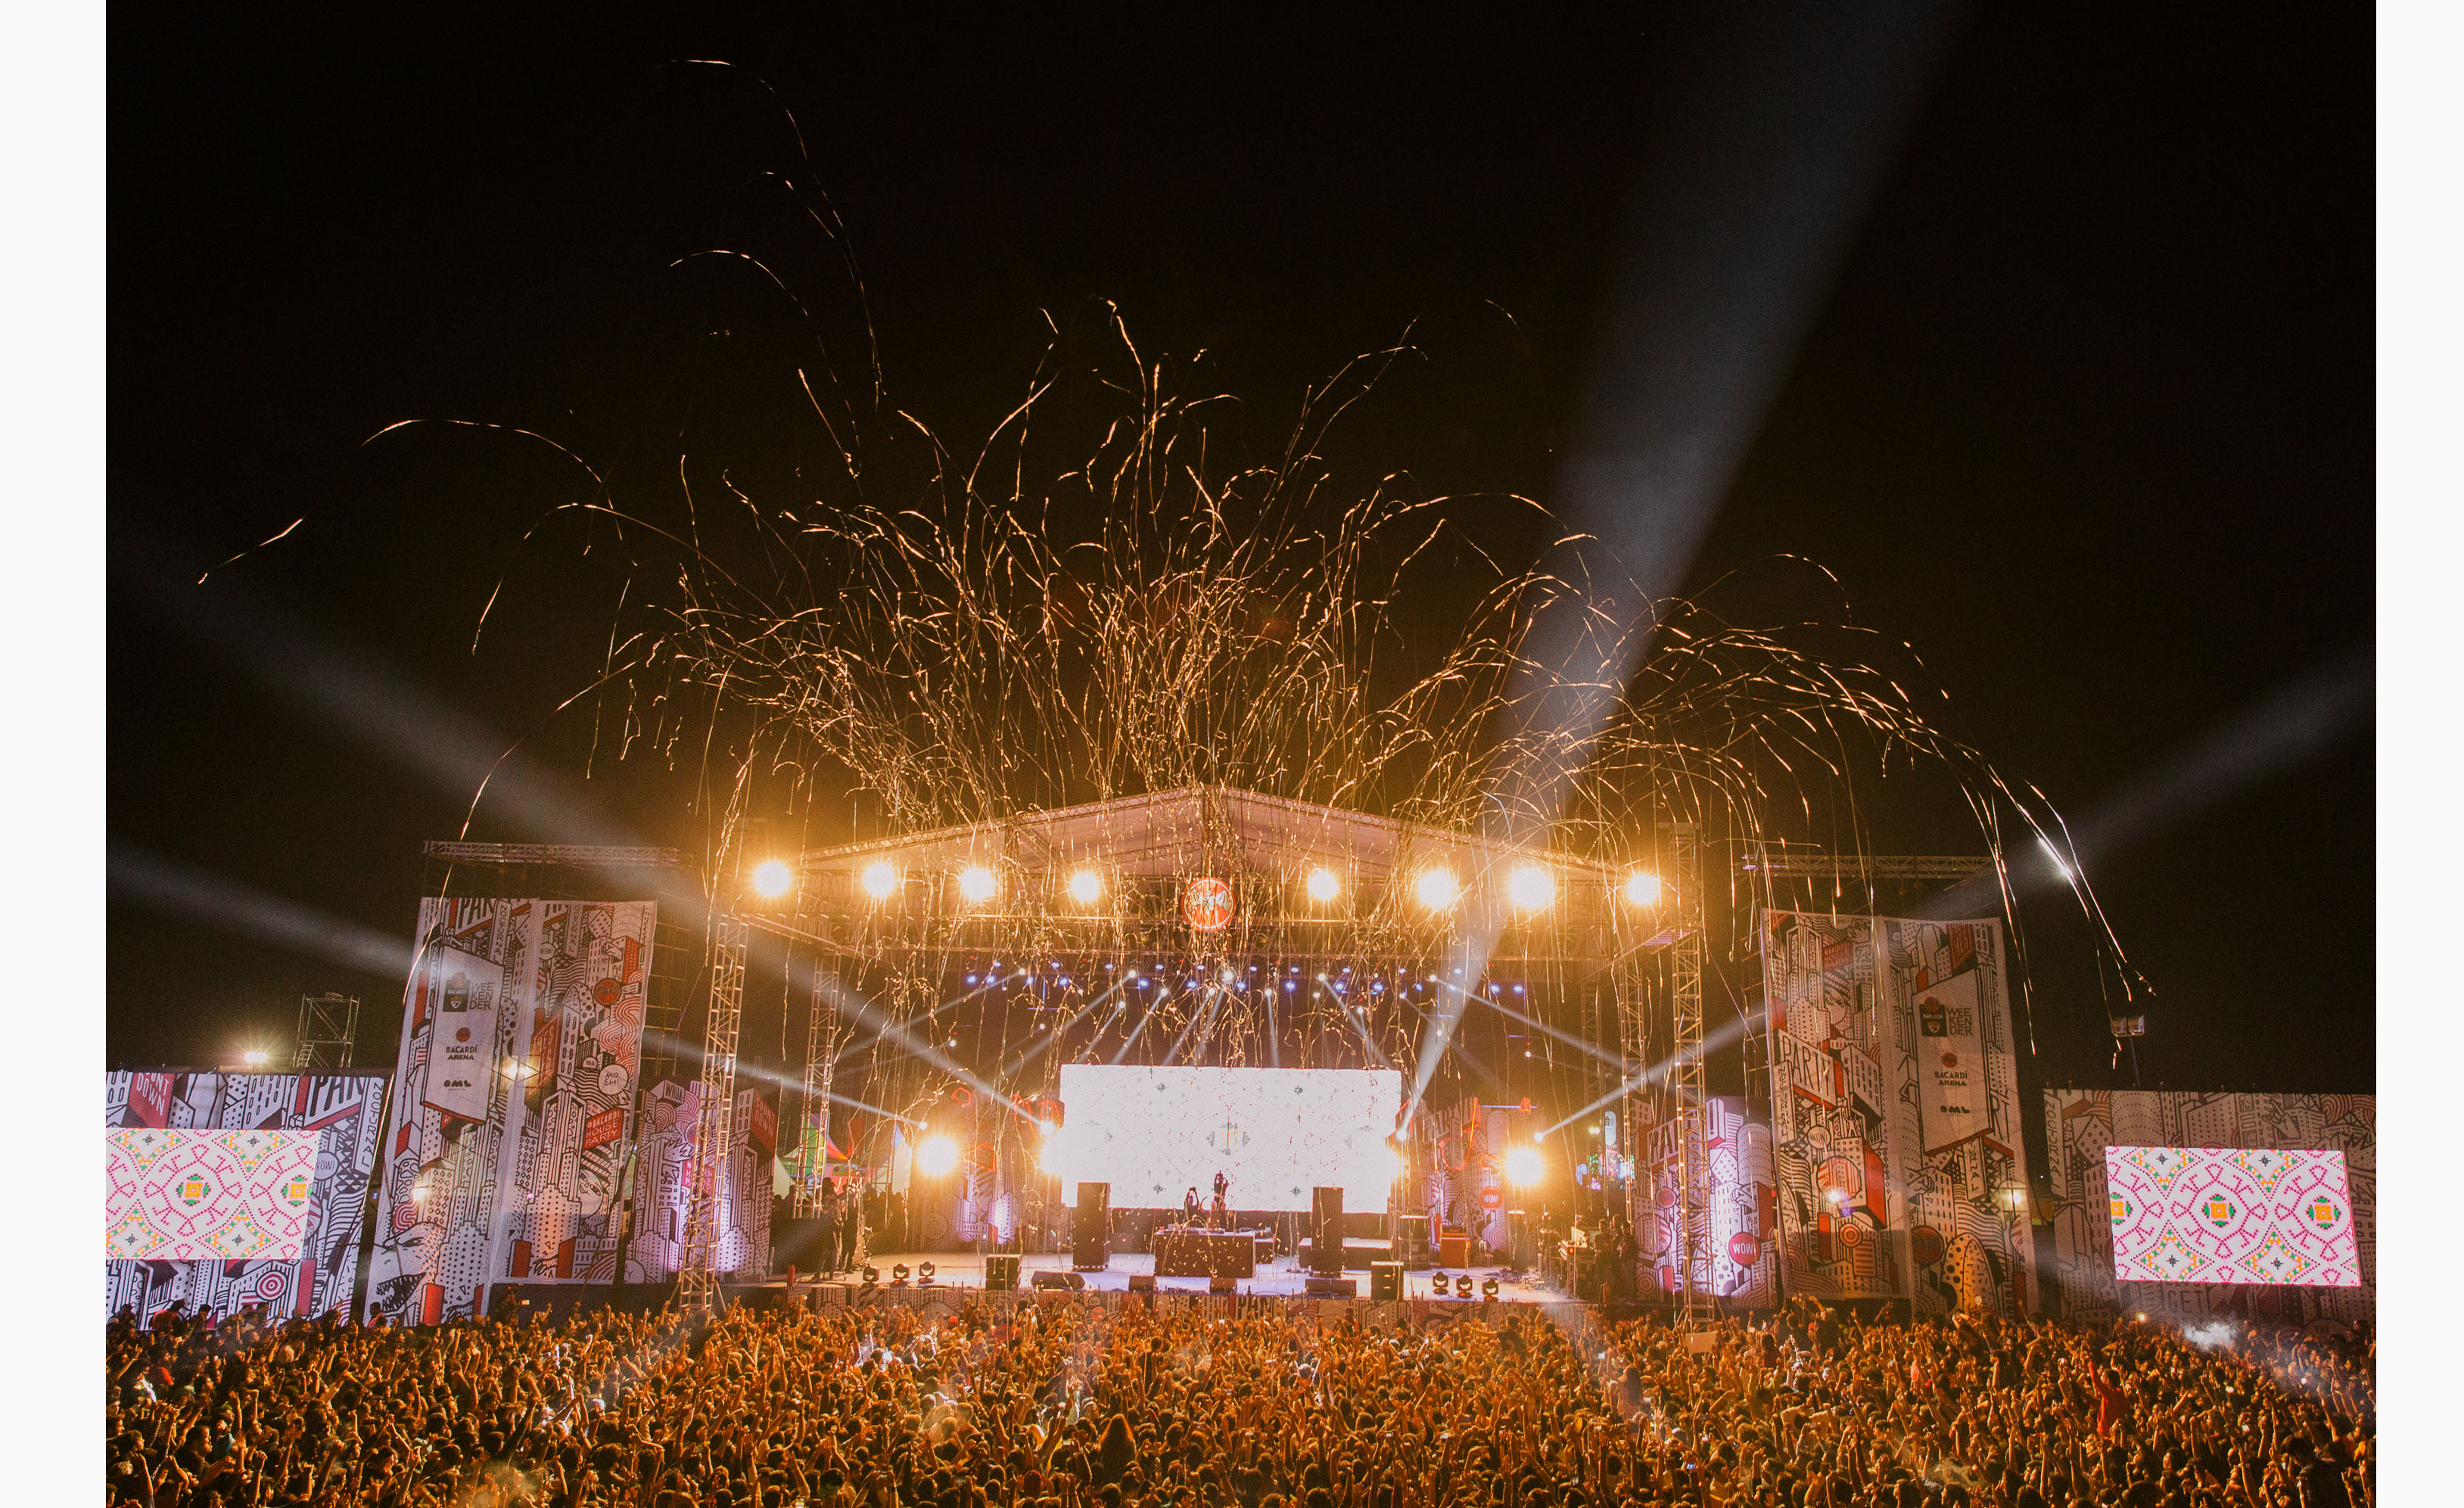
[1637,1096,1780,1307]
[367,898,658,1323]
[1762,910,2035,1314]
[104,1071,387,1326]
[2042,1090,2374,1325]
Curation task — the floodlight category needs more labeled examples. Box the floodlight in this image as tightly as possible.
[750,860,794,899]
[1507,865,1555,911]
[1623,870,1662,907]
[241,1049,268,1067]
[957,866,998,904]
[1066,869,1103,904]
[1504,1145,1545,1186]
[1414,866,1459,910]
[860,862,899,900]
[916,1134,960,1176]
[1305,866,1342,903]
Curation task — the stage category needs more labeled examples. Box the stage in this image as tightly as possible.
[754,1249,1576,1305]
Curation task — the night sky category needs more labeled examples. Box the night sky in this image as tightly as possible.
[107,8,2370,1096]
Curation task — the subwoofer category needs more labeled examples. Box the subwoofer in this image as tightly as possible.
[985,1254,1021,1292]
[1073,1183,1111,1270]
[1310,1186,1344,1276]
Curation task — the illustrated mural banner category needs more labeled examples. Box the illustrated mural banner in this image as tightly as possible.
[2042,1090,2374,1325]
[1763,909,2034,1315]
[369,899,659,1320]
[1638,1096,1778,1307]
[105,1071,387,1326]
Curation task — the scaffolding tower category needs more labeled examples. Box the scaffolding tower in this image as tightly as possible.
[292,993,359,1071]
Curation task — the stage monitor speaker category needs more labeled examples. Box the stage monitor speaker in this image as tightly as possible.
[1311,1186,1344,1276]
[985,1254,1021,1292]
[1073,1183,1111,1270]
[1127,1274,1156,1293]
[1031,1270,1084,1291]
[1304,1276,1358,1298]
[1369,1261,1402,1302]
[1209,1276,1237,1295]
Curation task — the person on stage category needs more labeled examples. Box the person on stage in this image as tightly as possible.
[1183,1186,1202,1227]
[1210,1171,1230,1229]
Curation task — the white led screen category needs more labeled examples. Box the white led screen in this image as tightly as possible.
[1049,1065,1400,1211]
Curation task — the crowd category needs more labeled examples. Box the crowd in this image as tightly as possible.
[104,1292,2372,1508]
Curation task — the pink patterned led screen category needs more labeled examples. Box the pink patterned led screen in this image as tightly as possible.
[106,1129,321,1261]
[2104,1146,2359,1287]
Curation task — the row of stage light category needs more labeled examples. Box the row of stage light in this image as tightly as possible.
[750,857,1666,910]
[954,960,1541,1003]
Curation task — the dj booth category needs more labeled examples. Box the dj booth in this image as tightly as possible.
[1152,1227,1269,1279]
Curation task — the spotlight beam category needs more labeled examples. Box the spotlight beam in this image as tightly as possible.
[1540,1011,1755,1138]
[1426,2,1959,1118]
[636,1026,922,1126]
[109,847,414,979]
[994,977,1129,1084]
[1461,983,1628,1074]
[1924,642,2373,922]
[786,955,1038,1127]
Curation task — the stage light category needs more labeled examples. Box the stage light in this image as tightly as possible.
[1623,870,1662,907]
[1504,1145,1545,1186]
[958,866,998,904]
[241,1049,268,1067]
[1305,866,1341,903]
[1507,865,1555,911]
[1415,867,1459,910]
[1067,869,1103,904]
[751,860,794,899]
[916,1135,960,1176]
[860,862,899,900]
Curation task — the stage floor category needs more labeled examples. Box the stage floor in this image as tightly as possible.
[766,1250,1574,1304]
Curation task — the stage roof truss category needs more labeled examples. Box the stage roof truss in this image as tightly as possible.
[761,785,1688,973]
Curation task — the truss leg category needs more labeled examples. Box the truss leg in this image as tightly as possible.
[677,913,747,1311]
[1671,822,1706,1329]
[793,953,838,1219]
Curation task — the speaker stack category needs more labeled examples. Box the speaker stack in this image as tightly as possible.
[1395,1213,1433,1271]
[985,1254,1022,1292]
[1369,1261,1403,1302]
[1073,1183,1111,1270]
[1506,1209,1535,1271]
[1310,1186,1345,1276]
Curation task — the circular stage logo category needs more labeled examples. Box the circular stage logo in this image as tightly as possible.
[1727,1232,1761,1267]
[1911,1224,1945,1267]
[1182,878,1235,931]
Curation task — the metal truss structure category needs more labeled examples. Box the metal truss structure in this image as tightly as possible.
[675,914,747,1311]
[292,993,359,1071]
